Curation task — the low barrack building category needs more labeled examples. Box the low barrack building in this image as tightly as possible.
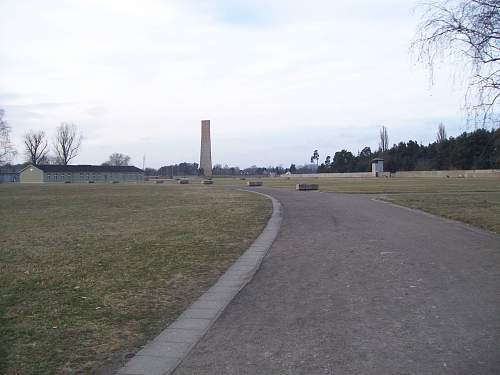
[0,166,21,183]
[19,164,144,183]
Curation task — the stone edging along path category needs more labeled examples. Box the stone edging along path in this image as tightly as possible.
[117,190,282,375]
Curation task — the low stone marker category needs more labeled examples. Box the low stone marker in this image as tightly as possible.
[178,179,189,184]
[296,183,319,191]
[247,181,263,187]
[202,180,213,185]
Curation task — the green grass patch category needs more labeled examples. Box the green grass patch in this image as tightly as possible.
[0,184,271,374]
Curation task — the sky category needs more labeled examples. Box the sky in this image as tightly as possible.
[0,0,472,168]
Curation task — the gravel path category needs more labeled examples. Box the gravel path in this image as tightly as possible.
[174,188,500,375]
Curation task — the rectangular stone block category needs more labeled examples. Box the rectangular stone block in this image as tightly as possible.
[233,259,258,267]
[207,286,240,296]
[247,181,263,187]
[190,299,226,311]
[139,340,191,357]
[215,279,245,288]
[296,183,319,191]
[197,292,233,302]
[156,328,203,343]
[169,318,211,330]
[118,355,179,375]
[180,308,220,319]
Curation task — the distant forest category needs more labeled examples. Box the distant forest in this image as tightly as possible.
[143,128,500,177]
[317,128,500,173]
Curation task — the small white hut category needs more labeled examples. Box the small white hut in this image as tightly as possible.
[371,158,384,176]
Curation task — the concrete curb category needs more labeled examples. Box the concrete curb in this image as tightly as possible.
[117,190,282,375]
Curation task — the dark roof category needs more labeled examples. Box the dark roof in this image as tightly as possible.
[371,158,384,162]
[33,165,144,173]
[0,166,23,174]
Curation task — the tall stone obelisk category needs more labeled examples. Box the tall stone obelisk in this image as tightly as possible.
[200,120,212,176]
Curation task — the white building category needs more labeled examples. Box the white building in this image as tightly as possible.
[371,158,384,176]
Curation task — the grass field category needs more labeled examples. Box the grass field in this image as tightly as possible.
[1,177,498,373]
[0,184,271,375]
[212,176,500,233]
[213,175,500,193]
[381,192,500,234]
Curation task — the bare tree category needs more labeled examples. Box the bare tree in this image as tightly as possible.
[53,123,82,165]
[436,122,448,142]
[412,0,500,124]
[23,130,49,165]
[103,153,131,166]
[379,126,389,152]
[0,109,17,165]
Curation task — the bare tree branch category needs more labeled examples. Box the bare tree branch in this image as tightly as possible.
[412,0,500,125]
[437,122,448,142]
[0,109,17,165]
[53,123,83,165]
[379,126,389,152]
[23,130,49,165]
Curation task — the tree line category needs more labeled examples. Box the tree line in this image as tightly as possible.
[314,125,500,173]
[149,163,299,177]
[138,125,500,177]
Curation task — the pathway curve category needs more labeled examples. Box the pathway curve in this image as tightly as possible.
[174,188,500,375]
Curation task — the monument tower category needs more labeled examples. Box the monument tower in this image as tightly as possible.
[200,120,212,176]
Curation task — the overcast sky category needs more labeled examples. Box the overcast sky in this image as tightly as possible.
[0,0,471,168]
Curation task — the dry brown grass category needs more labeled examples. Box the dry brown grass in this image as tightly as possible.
[214,176,500,193]
[382,192,500,234]
[0,184,271,374]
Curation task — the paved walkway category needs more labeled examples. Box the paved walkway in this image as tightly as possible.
[174,188,500,375]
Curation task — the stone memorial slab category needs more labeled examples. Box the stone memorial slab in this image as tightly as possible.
[296,183,319,191]
[247,181,263,187]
